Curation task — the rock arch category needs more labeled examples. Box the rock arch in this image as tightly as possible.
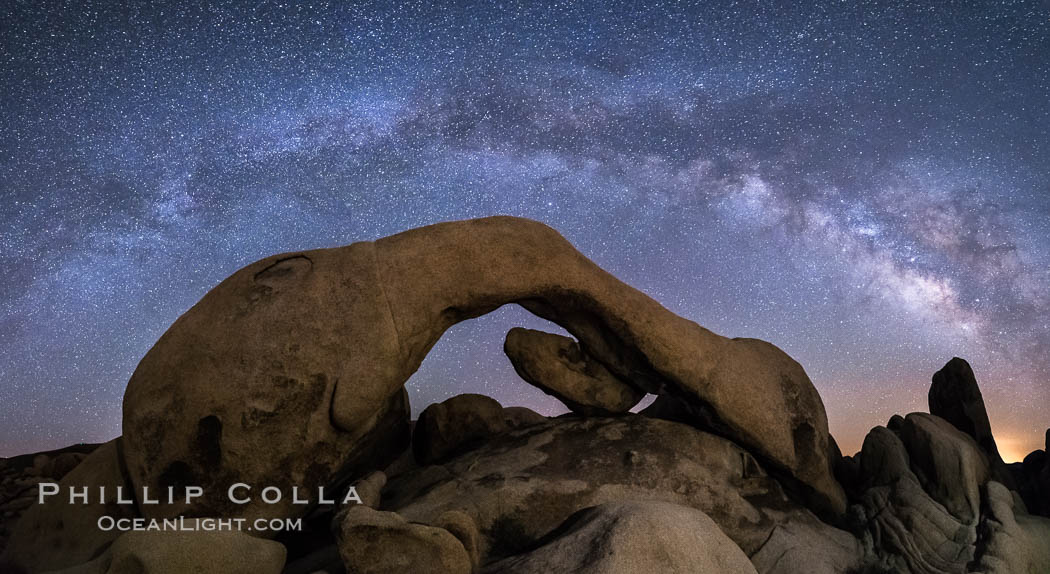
[121,216,845,525]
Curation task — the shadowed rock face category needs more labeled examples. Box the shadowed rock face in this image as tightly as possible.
[853,414,997,573]
[122,216,844,521]
[929,357,1002,464]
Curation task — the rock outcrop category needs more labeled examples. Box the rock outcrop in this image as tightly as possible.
[974,481,1050,573]
[122,216,844,522]
[2,439,139,573]
[413,394,508,465]
[481,500,759,574]
[335,505,473,574]
[851,414,1000,573]
[822,360,1050,574]
[349,470,386,509]
[899,413,990,523]
[1011,430,1050,518]
[45,530,287,574]
[504,327,645,415]
[384,415,861,570]
[929,357,1003,464]
[0,443,97,554]
[502,406,547,429]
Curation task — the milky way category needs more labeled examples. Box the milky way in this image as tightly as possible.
[2,1,1048,460]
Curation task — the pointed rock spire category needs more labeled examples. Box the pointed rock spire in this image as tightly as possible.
[928,357,1002,464]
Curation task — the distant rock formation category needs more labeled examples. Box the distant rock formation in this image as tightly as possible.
[2,219,1048,574]
[1012,429,1050,518]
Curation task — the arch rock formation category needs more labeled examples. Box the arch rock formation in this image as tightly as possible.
[121,216,846,524]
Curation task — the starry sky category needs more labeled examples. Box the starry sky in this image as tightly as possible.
[2,1,1048,461]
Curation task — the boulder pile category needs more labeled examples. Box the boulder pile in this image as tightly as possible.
[0,217,1046,573]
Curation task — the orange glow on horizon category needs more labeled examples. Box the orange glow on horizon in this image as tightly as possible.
[996,435,1040,464]
[831,426,1045,464]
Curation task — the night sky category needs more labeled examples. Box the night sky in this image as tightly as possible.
[2,1,1048,461]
